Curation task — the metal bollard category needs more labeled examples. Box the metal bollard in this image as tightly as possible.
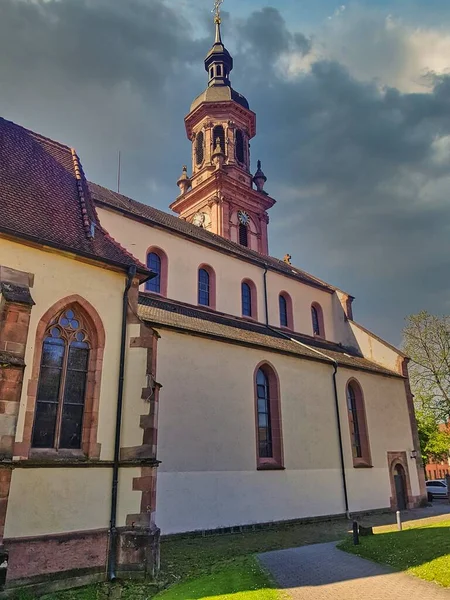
[352,521,359,545]
[396,510,402,531]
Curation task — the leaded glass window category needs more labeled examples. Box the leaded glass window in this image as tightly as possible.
[257,369,273,458]
[146,252,161,293]
[198,268,210,306]
[242,282,252,317]
[279,295,288,327]
[312,305,320,336]
[347,384,362,458]
[32,309,90,450]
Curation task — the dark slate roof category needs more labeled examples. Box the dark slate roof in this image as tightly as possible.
[0,118,148,275]
[90,182,336,293]
[138,293,402,378]
[190,86,250,111]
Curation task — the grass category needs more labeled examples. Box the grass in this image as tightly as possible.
[153,556,282,599]
[338,518,450,588]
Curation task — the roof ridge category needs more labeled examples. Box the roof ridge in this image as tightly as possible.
[0,116,72,153]
[71,148,93,239]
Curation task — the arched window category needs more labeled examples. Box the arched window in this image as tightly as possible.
[241,279,257,319]
[346,380,371,467]
[32,308,90,450]
[239,223,248,247]
[311,302,325,338]
[236,130,245,164]
[279,292,293,329]
[195,131,204,166]
[213,125,225,154]
[145,248,168,296]
[198,268,210,306]
[255,363,283,469]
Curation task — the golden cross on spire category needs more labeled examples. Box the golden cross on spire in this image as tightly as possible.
[213,0,224,24]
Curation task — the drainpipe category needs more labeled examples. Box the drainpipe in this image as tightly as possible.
[262,264,350,518]
[107,265,137,581]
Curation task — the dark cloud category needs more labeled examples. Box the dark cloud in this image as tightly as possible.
[1,1,449,344]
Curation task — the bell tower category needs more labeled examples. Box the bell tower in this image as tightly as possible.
[170,1,275,255]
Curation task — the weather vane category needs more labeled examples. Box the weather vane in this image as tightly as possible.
[213,0,224,24]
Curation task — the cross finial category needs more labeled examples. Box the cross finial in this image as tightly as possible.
[213,0,224,24]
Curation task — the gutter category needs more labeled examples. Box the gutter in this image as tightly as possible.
[262,264,350,518]
[107,265,137,581]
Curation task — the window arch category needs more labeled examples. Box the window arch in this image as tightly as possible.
[195,131,204,166]
[236,130,245,164]
[311,302,325,338]
[213,125,225,154]
[346,379,371,467]
[16,295,105,459]
[279,292,293,329]
[198,264,216,309]
[145,247,168,296]
[242,279,257,319]
[254,362,283,469]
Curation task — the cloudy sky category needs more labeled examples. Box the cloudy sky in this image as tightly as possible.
[2,0,450,345]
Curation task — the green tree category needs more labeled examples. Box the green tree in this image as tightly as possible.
[403,311,450,421]
[415,404,450,464]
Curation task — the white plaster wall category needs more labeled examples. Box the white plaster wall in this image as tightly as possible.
[155,330,419,534]
[0,237,125,460]
[349,321,402,372]
[97,207,341,343]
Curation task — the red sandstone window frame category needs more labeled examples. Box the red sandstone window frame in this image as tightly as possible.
[197,264,216,309]
[241,278,258,320]
[279,292,294,330]
[345,378,372,468]
[14,295,105,460]
[145,246,168,297]
[254,362,284,470]
[311,302,325,338]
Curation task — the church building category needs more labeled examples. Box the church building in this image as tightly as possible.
[0,6,426,596]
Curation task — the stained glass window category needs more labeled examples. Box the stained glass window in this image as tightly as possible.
[32,309,90,450]
[198,268,210,306]
[256,369,273,458]
[347,384,362,458]
[146,252,161,293]
[242,282,252,317]
[279,295,288,327]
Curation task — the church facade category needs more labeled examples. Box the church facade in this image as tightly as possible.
[0,9,426,596]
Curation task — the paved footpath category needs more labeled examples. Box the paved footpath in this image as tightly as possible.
[258,542,450,599]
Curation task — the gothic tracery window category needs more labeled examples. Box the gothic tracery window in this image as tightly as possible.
[32,308,90,450]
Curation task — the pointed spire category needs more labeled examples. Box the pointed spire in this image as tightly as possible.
[214,17,222,44]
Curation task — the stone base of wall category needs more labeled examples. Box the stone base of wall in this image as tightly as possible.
[0,526,160,597]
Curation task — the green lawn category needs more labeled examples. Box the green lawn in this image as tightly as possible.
[339,518,450,588]
[154,557,282,600]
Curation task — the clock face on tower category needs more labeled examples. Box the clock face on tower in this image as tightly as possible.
[238,210,250,226]
[192,212,206,227]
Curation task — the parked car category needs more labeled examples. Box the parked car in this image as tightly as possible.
[426,479,448,500]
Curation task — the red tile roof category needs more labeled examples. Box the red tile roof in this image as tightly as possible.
[0,118,148,275]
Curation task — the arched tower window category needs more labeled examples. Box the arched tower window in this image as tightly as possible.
[239,223,248,247]
[195,131,204,166]
[236,130,245,164]
[311,302,325,338]
[242,279,257,319]
[346,379,371,467]
[32,308,90,450]
[254,363,283,469]
[213,125,225,154]
[146,247,168,296]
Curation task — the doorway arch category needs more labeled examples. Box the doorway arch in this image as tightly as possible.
[393,463,408,510]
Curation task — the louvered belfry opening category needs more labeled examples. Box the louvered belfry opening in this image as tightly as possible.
[195,131,204,166]
[236,129,245,164]
[239,223,248,247]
